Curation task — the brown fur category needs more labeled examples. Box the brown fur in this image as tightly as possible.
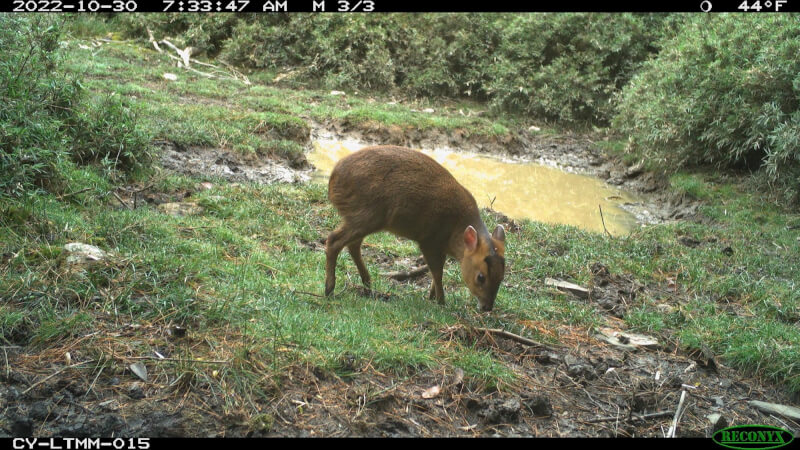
[324,145,506,311]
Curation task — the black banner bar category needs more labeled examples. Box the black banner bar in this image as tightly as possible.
[2,0,799,12]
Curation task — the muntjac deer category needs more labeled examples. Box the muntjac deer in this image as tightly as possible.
[324,145,506,311]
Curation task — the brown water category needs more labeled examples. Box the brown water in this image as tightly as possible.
[308,140,639,235]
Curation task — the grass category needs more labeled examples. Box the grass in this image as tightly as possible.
[61,35,518,162]
[2,25,800,424]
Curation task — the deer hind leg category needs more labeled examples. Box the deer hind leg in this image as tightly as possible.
[347,238,371,289]
[325,223,371,296]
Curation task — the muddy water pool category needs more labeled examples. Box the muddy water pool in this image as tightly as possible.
[308,138,640,235]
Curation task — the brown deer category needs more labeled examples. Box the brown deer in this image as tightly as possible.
[324,145,506,311]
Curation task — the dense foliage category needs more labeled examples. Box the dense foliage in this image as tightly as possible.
[117,13,667,125]
[8,13,800,197]
[0,14,151,200]
[615,15,800,201]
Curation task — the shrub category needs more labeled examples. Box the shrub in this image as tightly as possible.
[111,14,669,125]
[69,94,154,176]
[1,15,80,196]
[487,14,667,125]
[614,15,800,200]
[1,15,152,199]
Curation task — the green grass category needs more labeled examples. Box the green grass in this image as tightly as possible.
[2,27,800,416]
[5,167,797,392]
[60,37,517,162]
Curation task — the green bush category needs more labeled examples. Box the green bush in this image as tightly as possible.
[614,15,800,201]
[1,15,79,196]
[1,15,152,199]
[69,94,153,176]
[111,14,669,125]
[487,14,667,124]
[221,15,400,91]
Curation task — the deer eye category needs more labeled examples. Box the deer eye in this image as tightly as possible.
[477,273,486,284]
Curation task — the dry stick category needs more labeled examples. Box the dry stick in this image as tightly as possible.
[475,327,558,350]
[160,40,232,80]
[112,192,132,210]
[146,28,162,53]
[159,39,191,67]
[667,390,688,438]
[162,53,216,78]
[125,356,229,364]
[294,290,326,298]
[599,204,613,238]
[57,187,92,200]
[84,366,104,398]
[381,265,429,281]
[149,33,250,84]
[133,183,154,194]
[2,347,9,380]
[22,361,92,395]
[218,60,252,85]
[587,410,674,424]
[132,183,154,210]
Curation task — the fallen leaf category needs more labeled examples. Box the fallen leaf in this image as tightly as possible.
[130,362,148,382]
[453,368,464,386]
[421,385,440,399]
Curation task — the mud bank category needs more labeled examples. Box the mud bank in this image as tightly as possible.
[158,141,311,185]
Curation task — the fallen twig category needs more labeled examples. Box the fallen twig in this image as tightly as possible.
[131,183,154,209]
[146,32,251,85]
[160,39,191,67]
[111,191,131,210]
[475,327,557,350]
[162,53,215,78]
[125,356,229,364]
[22,361,93,395]
[587,410,674,424]
[749,400,800,422]
[57,187,92,200]
[146,28,162,53]
[667,390,688,438]
[381,265,429,281]
[295,290,326,298]
[599,204,613,238]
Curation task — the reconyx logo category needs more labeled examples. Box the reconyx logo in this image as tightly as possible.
[713,425,795,450]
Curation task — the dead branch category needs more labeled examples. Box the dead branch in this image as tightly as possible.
[57,187,92,200]
[162,53,215,78]
[599,204,613,238]
[587,410,674,424]
[749,400,800,422]
[159,39,191,67]
[475,327,558,350]
[22,361,93,395]
[147,33,251,85]
[381,265,429,281]
[112,192,132,210]
[146,28,162,53]
[125,356,229,364]
[667,390,688,438]
[295,290,326,298]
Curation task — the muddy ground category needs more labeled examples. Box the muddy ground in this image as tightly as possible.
[3,260,797,437]
[2,121,796,438]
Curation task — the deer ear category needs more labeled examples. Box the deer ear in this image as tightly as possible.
[464,226,478,252]
[492,224,506,243]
